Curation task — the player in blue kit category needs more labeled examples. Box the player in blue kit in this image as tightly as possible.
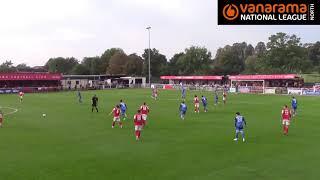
[201,95,208,112]
[119,99,128,120]
[181,86,186,100]
[234,112,247,142]
[179,101,187,120]
[77,91,82,103]
[214,92,219,106]
[291,97,298,116]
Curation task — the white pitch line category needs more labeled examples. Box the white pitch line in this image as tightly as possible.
[0,107,19,116]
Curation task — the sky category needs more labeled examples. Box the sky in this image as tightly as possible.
[0,0,319,66]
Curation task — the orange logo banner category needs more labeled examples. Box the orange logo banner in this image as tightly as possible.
[218,0,319,25]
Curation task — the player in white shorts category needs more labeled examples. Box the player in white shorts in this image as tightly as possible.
[110,105,123,128]
[140,102,150,124]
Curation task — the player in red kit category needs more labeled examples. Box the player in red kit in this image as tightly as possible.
[194,95,200,113]
[223,91,227,105]
[19,91,24,102]
[110,105,123,129]
[281,105,292,135]
[140,102,150,124]
[152,88,158,100]
[134,110,145,141]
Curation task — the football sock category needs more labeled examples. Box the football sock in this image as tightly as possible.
[241,131,245,139]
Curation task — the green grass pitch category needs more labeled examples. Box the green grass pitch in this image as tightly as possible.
[0,89,319,180]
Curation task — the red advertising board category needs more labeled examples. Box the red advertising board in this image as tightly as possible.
[0,73,62,81]
[229,74,297,80]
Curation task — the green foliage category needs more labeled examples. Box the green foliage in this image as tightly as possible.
[168,52,185,75]
[142,48,168,77]
[213,43,248,75]
[174,46,213,75]
[81,57,102,75]
[259,33,311,74]
[108,52,143,75]
[126,54,143,76]
[16,63,33,72]
[101,48,124,74]
[0,61,16,73]
[45,57,79,74]
[71,64,90,75]
[307,41,320,66]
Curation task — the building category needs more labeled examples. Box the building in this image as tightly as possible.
[61,75,146,90]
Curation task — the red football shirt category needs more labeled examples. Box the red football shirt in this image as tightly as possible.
[140,105,149,115]
[194,97,199,104]
[282,108,291,120]
[113,108,120,117]
[134,114,144,125]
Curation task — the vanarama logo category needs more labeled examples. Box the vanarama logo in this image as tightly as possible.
[223,4,239,21]
[218,0,319,25]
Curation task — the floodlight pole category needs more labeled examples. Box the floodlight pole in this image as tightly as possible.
[146,26,151,87]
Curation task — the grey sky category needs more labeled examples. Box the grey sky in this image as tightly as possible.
[0,0,319,66]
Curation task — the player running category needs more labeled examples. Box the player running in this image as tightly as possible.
[291,97,298,116]
[201,95,208,112]
[222,92,227,105]
[214,92,219,106]
[0,110,3,128]
[179,101,187,120]
[19,91,24,103]
[119,99,128,120]
[234,112,246,142]
[152,88,158,100]
[91,95,99,112]
[140,102,150,124]
[77,91,82,103]
[134,110,145,141]
[181,86,186,100]
[281,105,292,135]
[110,105,123,129]
[194,95,200,113]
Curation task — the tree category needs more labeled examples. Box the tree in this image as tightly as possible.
[45,57,78,74]
[16,63,32,72]
[81,57,101,75]
[213,43,250,75]
[244,55,260,74]
[259,33,311,73]
[126,54,143,76]
[0,61,15,73]
[168,52,185,75]
[307,41,320,66]
[101,48,124,74]
[108,52,128,75]
[175,46,213,75]
[71,64,90,75]
[107,53,143,75]
[142,49,168,79]
[255,42,267,56]
[244,44,254,59]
